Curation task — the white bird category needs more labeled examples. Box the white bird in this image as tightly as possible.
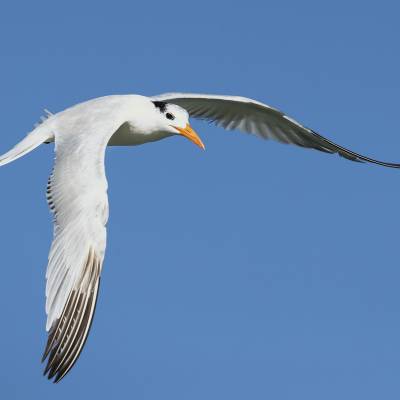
[1,93,398,383]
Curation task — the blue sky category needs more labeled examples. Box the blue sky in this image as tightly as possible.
[0,1,400,399]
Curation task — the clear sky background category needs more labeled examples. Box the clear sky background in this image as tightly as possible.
[0,1,400,399]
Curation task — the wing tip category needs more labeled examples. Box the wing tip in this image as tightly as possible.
[41,250,101,383]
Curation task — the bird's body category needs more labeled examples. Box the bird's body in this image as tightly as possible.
[1,92,399,383]
[42,95,175,146]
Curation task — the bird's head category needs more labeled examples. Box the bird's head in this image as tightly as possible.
[150,101,205,149]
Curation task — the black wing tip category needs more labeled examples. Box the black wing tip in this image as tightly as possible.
[44,278,101,384]
[309,130,400,169]
[41,251,101,384]
[41,357,65,383]
[42,341,66,382]
[337,152,400,168]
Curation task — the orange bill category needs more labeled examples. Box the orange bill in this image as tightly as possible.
[173,123,205,150]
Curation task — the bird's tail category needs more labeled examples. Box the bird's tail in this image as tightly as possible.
[0,124,53,167]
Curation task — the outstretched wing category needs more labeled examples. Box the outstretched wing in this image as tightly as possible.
[153,93,400,168]
[42,135,109,382]
[41,97,130,382]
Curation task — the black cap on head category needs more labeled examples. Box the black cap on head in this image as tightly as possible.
[152,101,167,113]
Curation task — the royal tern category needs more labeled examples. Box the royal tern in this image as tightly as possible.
[1,93,398,382]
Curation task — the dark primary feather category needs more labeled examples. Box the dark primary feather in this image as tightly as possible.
[153,93,400,168]
[42,248,101,383]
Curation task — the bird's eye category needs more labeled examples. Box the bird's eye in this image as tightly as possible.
[166,113,175,120]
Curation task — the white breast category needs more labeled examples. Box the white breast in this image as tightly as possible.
[108,121,173,146]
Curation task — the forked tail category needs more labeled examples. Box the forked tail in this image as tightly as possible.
[0,124,53,167]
